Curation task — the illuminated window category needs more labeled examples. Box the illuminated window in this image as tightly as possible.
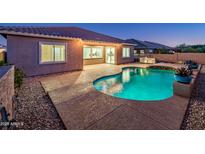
[83,47,92,59]
[140,50,145,54]
[40,42,66,64]
[83,46,103,59]
[122,47,130,58]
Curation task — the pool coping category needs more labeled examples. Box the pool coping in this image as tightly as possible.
[40,63,197,130]
[93,66,176,102]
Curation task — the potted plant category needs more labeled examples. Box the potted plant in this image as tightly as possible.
[174,67,192,84]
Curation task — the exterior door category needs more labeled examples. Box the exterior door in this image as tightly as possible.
[105,47,115,64]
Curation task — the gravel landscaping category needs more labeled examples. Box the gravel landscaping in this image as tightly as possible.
[13,78,65,130]
[10,64,205,130]
[181,68,205,130]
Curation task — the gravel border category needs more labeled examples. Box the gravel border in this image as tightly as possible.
[181,69,205,130]
[10,67,205,130]
[13,77,65,130]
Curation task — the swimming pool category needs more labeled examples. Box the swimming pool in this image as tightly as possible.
[93,67,175,101]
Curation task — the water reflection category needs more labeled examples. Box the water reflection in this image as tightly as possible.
[121,67,149,82]
[106,83,123,94]
[96,67,149,95]
[139,68,149,76]
[93,67,174,101]
[99,77,123,94]
[122,69,131,83]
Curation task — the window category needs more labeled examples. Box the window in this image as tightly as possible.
[83,46,103,59]
[40,42,66,64]
[122,47,130,58]
[83,47,91,59]
[140,50,145,54]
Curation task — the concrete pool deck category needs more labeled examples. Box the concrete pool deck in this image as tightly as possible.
[40,63,190,130]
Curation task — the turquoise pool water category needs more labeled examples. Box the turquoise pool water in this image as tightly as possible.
[93,67,175,101]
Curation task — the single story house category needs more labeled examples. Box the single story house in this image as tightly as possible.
[0,27,135,76]
[125,39,173,55]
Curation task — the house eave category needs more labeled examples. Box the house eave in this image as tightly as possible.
[82,39,123,45]
[0,30,125,45]
[122,43,136,46]
[0,30,81,41]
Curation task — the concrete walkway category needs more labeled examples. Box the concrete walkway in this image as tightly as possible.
[40,63,189,130]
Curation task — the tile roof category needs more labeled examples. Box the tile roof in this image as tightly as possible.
[144,41,173,49]
[125,39,172,49]
[124,39,147,48]
[0,26,124,43]
[125,39,157,49]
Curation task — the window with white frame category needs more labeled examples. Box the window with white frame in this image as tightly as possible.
[83,46,103,59]
[39,42,66,64]
[122,47,130,58]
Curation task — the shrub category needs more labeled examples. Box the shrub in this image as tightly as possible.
[14,68,25,88]
[175,67,192,77]
[0,60,5,66]
[0,62,25,88]
[0,60,9,66]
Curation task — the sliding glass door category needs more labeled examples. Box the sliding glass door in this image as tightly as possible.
[105,47,115,64]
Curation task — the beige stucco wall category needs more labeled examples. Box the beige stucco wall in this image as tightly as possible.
[178,53,205,64]
[147,54,177,63]
[147,53,205,64]
[0,65,14,120]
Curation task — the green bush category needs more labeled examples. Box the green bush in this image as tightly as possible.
[0,63,25,88]
[0,60,8,66]
[177,43,205,53]
[0,60,4,66]
[15,68,25,88]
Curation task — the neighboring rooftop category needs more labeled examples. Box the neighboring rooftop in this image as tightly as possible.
[0,44,6,48]
[125,39,155,49]
[125,39,172,49]
[0,26,124,43]
[145,41,173,49]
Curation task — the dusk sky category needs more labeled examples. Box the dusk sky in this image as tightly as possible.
[1,23,205,47]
